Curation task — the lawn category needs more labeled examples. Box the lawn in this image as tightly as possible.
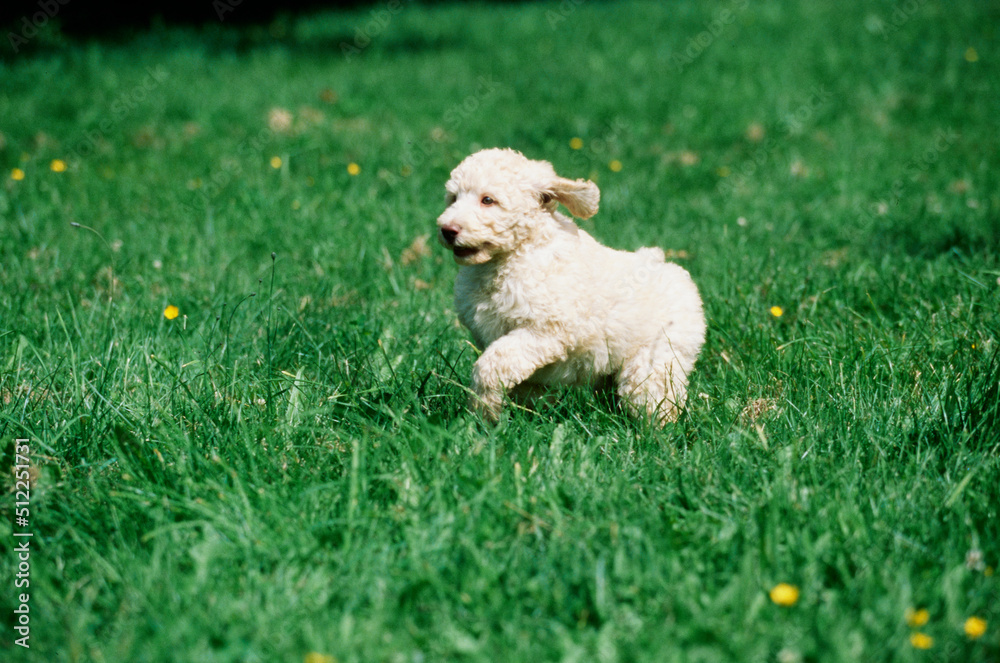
[1,0,999,661]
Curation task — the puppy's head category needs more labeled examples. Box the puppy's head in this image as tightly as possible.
[436,148,600,265]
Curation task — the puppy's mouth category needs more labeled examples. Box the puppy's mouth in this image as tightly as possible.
[452,246,479,258]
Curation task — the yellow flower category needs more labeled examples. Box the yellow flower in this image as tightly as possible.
[906,608,930,628]
[270,156,282,169]
[10,167,25,181]
[909,632,933,649]
[769,583,799,606]
[347,162,360,176]
[569,137,584,150]
[303,652,336,663]
[964,616,987,639]
[609,160,623,172]
[770,306,784,318]
[965,47,979,63]
[163,305,179,320]
[50,159,67,173]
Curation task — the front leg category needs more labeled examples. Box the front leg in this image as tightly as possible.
[470,329,567,423]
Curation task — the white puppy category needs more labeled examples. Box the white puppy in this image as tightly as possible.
[437,148,705,426]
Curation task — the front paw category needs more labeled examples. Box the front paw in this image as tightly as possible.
[470,362,505,423]
[469,390,503,424]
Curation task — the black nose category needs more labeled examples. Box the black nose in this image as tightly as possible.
[440,225,459,245]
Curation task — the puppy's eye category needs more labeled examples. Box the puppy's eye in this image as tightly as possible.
[445,193,457,206]
[481,196,496,206]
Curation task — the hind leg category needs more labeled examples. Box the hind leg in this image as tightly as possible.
[616,349,690,426]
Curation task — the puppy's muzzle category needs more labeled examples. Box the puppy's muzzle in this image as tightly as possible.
[439,225,460,246]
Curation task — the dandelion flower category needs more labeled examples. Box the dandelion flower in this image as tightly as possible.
[50,159,67,173]
[609,160,623,172]
[347,162,360,176]
[909,632,933,649]
[270,156,282,169]
[769,583,799,606]
[163,305,179,320]
[964,616,987,639]
[905,608,930,628]
[303,653,336,663]
[10,167,25,181]
[569,137,584,150]
[770,306,784,318]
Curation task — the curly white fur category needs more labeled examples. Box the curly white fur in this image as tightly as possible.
[437,148,705,426]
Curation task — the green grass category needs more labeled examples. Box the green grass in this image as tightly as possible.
[1,1,999,661]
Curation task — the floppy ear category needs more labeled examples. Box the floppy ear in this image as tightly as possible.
[544,177,600,219]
